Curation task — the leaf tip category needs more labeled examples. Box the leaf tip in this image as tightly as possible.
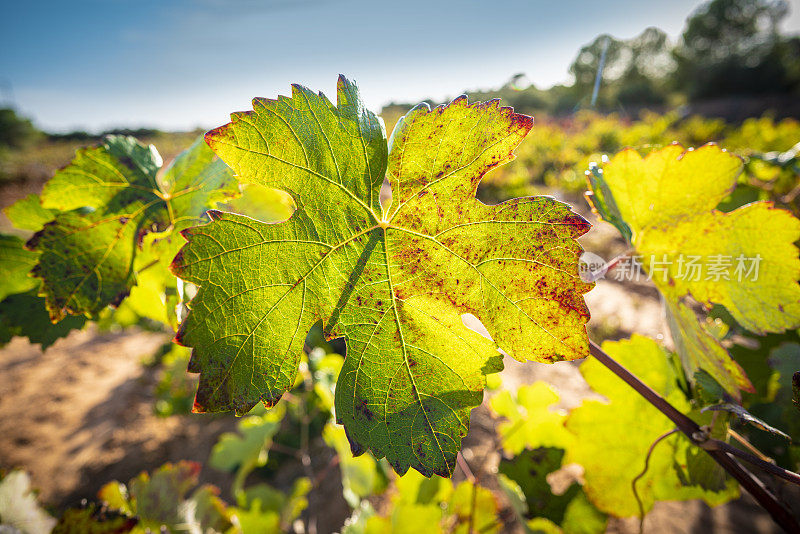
[173,322,187,346]
[204,124,232,152]
[336,73,355,90]
[343,424,366,457]
[191,396,207,414]
[169,246,186,277]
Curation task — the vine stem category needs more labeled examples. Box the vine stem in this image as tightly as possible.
[457,452,476,484]
[702,437,800,486]
[633,428,680,534]
[588,340,800,533]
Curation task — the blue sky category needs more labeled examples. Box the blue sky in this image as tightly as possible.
[2,0,799,132]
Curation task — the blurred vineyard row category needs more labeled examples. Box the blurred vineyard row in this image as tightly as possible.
[4,110,799,219]
[473,111,800,215]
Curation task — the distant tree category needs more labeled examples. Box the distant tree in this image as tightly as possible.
[674,0,799,98]
[0,108,41,150]
[569,28,673,108]
[569,34,626,96]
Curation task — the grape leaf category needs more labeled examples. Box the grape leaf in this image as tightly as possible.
[173,76,592,477]
[564,335,739,517]
[53,504,137,534]
[588,144,800,396]
[665,299,753,397]
[490,382,573,455]
[323,422,388,508]
[234,478,310,534]
[498,448,583,525]
[0,234,39,301]
[448,480,501,534]
[97,461,234,533]
[592,144,800,332]
[209,402,285,474]
[5,194,56,232]
[498,470,606,534]
[27,135,236,321]
[640,203,800,333]
[360,471,499,534]
[0,291,86,349]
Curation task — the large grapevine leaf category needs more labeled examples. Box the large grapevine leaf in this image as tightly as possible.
[27,135,236,321]
[594,144,800,330]
[173,76,592,477]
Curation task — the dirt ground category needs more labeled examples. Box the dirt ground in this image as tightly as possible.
[0,181,790,533]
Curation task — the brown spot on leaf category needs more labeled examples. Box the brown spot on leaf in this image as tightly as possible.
[355,398,374,421]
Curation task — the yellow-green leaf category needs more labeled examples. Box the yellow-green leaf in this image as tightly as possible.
[665,300,753,396]
[588,144,800,396]
[490,382,573,455]
[565,335,739,517]
[597,144,800,333]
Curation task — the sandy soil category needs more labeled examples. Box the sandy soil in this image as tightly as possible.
[0,328,237,507]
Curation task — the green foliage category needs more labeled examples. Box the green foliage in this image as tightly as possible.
[235,477,311,534]
[0,235,40,301]
[570,28,673,107]
[492,337,740,520]
[482,111,800,204]
[498,448,607,533]
[152,344,197,416]
[54,504,137,534]
[27,135,236,321]
[3,74,800,534]
[566,337,739,515]
[97,461,234,534]
[347,470,501,533]
[0,134,238,350]
[173,77,592,477]
[490,383,572,455]
[210,402,286,501]
[0,108,42,151]
[0,290,86,349]
[324,422,389,507]
[674,0,799,99]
